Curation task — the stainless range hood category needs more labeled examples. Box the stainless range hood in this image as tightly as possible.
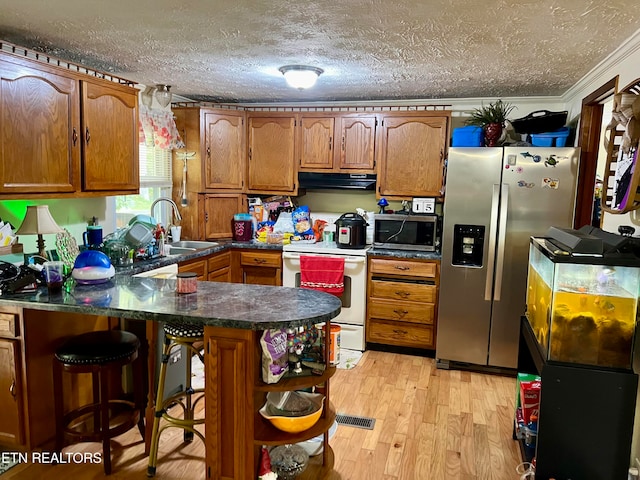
[298,172,377,190]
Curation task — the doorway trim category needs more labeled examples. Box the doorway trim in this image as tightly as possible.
[574,77,618,228]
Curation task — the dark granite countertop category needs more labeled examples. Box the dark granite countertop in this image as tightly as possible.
[116,240,283,276]
[368,248,441,261]
[0,275,341,330]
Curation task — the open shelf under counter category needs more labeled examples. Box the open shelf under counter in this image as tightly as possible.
[253,403,336,445]
[298,445,335,480]
[254,365,336,392]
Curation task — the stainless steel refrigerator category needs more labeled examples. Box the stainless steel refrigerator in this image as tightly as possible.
[436,147,580,369]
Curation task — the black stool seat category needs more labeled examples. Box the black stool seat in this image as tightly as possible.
[55,330,140,365]
[164,322,204,338]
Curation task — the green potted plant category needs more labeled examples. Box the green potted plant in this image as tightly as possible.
[466,99,515,146]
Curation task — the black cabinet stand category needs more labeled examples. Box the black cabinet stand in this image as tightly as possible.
[517,317,638,480]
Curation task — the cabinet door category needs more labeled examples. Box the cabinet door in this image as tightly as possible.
[0,339,24,445]
[299,115,334,170]
[377,115,448,198]
[240,251,282,286]
[203,110,245,190]
[81,80,139,192]
[0,56,80,194]
[208,251,231,282]
[247,115,296,193]
[337,114,376,171]
[199,193,245,240]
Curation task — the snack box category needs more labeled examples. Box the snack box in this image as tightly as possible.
[520,379,541,425]
[530,127,570,147]
[515,373,541,413]
[452,126,483,147]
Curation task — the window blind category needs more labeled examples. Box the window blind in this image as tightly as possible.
[139,143,172,187]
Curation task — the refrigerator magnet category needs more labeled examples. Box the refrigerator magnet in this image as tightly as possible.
[542,178,559,189]
[517,180,535,188]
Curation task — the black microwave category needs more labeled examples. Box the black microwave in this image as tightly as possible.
[373,214,439,251]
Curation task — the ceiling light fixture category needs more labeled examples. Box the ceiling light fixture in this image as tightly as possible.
[154,84,173,108]
[279,65,324,90]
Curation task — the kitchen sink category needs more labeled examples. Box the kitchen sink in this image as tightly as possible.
[168,241,219,249]
[165,241,219,256]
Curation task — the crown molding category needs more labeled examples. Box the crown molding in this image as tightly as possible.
[563,27,640,105]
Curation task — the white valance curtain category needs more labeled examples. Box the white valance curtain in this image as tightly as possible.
[138,107,185,150]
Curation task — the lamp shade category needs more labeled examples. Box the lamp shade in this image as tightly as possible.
[155,85,172,108]
[16,205,63,235]
[279,65,323,89]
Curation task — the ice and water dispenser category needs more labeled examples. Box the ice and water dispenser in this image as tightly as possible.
[452,225,485,267]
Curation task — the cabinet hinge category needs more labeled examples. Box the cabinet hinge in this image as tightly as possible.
[206,342,209,354]
[375,118,378,127]
[207,466,211,478]
[248,147,252,160]
[205,212,209,223]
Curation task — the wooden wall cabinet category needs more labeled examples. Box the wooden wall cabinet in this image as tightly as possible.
[173,108,246,241]
[201,110,245,191]
[81,80,139,192]
[247,113,297,194]
[198,193,246,240]
[376,112,450,199]
[0,51,139,198]
[298,113,377,173]
[366,256,439,349]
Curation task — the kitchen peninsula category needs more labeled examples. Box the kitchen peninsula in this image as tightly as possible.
[0,276,341,479]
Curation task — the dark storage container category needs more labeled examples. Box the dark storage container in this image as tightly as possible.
[511,110,568,134]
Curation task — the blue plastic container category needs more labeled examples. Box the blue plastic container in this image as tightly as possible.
[452,126,483,147]
[530,127,570,147]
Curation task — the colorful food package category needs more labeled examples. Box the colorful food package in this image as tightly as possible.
[312,219,328,242]
[260,329,289,383]
[519,379,541,424]
[291,206,314,237]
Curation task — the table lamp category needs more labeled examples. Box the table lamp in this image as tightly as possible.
[15,205,63,259]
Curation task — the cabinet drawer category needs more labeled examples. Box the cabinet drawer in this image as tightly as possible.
[0,312,18,338]
[367,319,434,348]
[240,251,281,268]
[369,258,437,279]
[208,252,230,272]
[368,298,434,324]
[370,280,436,303]
[179,259,206,280]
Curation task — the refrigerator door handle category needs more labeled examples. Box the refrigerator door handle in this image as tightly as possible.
[484,184,500,301]
[494,184,509,301]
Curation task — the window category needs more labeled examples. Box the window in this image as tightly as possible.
[115,143,172,228]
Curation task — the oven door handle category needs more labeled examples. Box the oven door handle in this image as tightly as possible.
[282,252,366,264]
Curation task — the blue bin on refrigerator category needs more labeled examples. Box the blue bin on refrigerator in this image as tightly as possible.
[530,127,570,147]
[452,126,483,147]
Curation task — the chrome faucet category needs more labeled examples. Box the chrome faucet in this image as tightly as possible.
[150,197,183,223]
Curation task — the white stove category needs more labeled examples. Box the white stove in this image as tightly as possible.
[282,212,371,351]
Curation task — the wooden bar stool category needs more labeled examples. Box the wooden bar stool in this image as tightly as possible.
[52,330,146,475]
[147,322,205,477]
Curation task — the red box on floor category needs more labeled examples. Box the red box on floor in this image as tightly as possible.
[520,380,541,424]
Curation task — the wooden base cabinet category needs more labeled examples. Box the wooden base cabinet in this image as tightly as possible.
[204,324,335,480]
[0,307,112,450]
[233,249,282,286]
[366,256,439,349]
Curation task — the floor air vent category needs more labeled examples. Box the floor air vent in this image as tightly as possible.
[335,414,376,430]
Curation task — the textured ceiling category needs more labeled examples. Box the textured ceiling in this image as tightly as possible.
[0,0,639,103]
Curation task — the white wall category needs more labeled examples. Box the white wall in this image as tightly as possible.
[561,26,640,467]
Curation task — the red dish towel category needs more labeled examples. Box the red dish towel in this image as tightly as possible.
[300,255,345,296]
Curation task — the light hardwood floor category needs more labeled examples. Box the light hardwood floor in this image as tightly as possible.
[3,350,522,480]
